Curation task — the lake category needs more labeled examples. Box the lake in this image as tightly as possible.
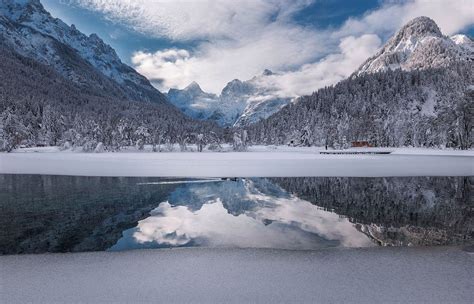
[0,175,472,254]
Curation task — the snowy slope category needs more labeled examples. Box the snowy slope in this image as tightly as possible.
[355,16,474,75]
[0,0,167,103]
[451,34,474,53]
[167,70,292,127]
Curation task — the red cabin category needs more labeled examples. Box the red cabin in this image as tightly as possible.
[351,141,372,148]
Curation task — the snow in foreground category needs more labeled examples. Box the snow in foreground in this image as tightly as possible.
[1,247,472,303]
[1,146,473,177]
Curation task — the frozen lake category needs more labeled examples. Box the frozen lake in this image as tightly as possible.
[1,175,472,253]
[2,247,473,303]
[1,174,472,303]
[1,147,473,177]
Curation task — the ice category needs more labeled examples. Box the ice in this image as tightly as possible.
[1,146,472,177]
[1,247,472,303]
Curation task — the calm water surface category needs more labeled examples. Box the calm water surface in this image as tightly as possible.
[0,175,472,254]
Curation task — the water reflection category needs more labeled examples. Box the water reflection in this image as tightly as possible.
[0,175,179,254]
[272,177,473,246]
[0,175,472,254]
[111,179,372,251]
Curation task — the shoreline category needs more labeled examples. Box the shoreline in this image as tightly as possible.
[1,149,473,177]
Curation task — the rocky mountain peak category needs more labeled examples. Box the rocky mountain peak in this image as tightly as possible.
[184,81,203,93]
[354,16,473,76]
[221,79,254,98]
[394,16,442,41]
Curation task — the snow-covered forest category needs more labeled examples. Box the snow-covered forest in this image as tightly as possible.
[0,46,223,152]
[249,64,473,150]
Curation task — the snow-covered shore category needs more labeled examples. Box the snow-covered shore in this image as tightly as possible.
[1,246,472,303]
[1,146,473,177]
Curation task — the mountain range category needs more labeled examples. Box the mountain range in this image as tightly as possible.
[167,70,293,127]
[0,1,472,150]
[168,16,473,128]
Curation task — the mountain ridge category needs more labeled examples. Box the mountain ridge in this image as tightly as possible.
[0,0,168,103]
[166,71,293,127]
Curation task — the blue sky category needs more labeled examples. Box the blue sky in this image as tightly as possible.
[42,0,474,95]
[43,0,389,63]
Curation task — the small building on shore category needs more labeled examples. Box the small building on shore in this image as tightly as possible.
[351,141,372,148]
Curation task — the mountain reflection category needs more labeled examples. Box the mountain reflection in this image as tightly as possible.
[111,179,373,251]
[272,177,473,246]
[1,175,471,254]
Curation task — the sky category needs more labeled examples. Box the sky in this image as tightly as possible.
[42,0,474,96]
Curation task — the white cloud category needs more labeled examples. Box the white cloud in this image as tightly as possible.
[338,0,474,38]
[75,0,474,95]
[72,0,313,40]
[132,49,192,90]
[118,195,372,249]
[132,23,326,93]
[260,35,382,97]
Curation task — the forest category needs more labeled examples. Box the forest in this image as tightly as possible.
[0,45,472,152]
[249,63,473,150]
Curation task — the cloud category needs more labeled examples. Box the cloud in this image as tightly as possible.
[72,0,314,40]
[132,49,192,90]
[74,0,474,95]
[259,35,382,97]
[338,0,474,38]
[131,23,327,93]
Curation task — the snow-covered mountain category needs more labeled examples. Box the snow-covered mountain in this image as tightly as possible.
[0,0,167,103]
[355,16,474,76]
[249,17,473,149]
[0,0,220,151]
[167,82,220,120]
[167,70,293,127]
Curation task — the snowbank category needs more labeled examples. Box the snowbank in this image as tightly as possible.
[1,247,472,303]
[1,146,473,177]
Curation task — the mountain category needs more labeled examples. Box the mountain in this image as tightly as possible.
[249,17,473,149]
[0,0,167,103]
[0,0,219,151]
[167,82,220,120]
[167,71,293,127]
[355,16,473,76]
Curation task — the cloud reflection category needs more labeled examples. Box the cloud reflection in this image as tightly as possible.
[110,179,373,251]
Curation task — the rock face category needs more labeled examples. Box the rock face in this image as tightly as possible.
[167,71,293,127]
[355,16,474,76]
[0,0,167,103]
